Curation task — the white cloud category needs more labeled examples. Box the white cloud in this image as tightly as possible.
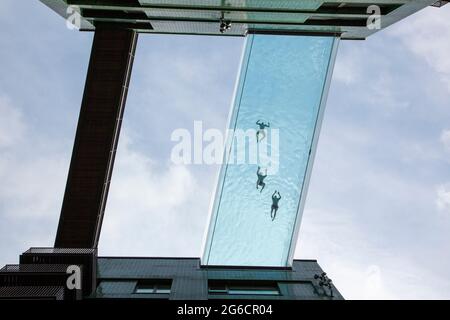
[295,97,450,299]
[296,206,448,299]
[0,95,66,219]
[0,1,11,17]
[391,6,450,91]
[332,48,361,85]
[0,95,25,148]
[329,258,445,300]
[332,41,412,115]
[436,185,450,213]
[132,36,243,132]
[440,129,450,152]
[327,262,395,300]
[363,265,387,299]
[0,156,67,218]
[0,94,68,266]
[99,131,211,257]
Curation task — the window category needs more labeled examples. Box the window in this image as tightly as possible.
[208,280,280,296]
[134,280,172,294]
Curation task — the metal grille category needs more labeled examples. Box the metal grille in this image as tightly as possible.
[23,248,97,254]
[0,264,71,273]
[0,286,65,300]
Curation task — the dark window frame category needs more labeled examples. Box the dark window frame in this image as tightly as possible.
[134,279,172,294]
[208,280,281,296]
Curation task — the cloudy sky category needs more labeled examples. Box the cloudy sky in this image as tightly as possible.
[1,1,450,299]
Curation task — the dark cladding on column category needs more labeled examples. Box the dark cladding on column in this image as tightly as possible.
[55,27,138,248]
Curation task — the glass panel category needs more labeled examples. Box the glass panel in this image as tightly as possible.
[208,282,280,295]
[139,0,323,10]
[144,8,309,23]
[228,289,280,295]
[155,283,172,294]
[135,282,172,294]
[135,286,156,294]
[209,288,228,294]
[155,288,171,294]
[202,34,338,267]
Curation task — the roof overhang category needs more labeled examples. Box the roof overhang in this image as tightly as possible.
[40,0,440,39]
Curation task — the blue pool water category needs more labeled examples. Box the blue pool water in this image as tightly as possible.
[202,34,339,267]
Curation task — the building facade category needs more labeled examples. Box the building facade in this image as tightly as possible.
[0,248,342,300]
[95,257,341,300]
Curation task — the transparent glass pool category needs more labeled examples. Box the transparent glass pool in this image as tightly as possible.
[202,34,339,267]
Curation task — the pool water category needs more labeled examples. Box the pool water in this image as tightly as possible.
[202,34,339,267]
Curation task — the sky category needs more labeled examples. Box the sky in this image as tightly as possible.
[1,1,450,299]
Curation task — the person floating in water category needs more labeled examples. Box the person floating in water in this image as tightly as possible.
[256,120,270,142]
[256,166,267,193]
[271,190,281,221]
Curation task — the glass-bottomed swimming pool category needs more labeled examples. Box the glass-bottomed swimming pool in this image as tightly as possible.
[202,34,339,267]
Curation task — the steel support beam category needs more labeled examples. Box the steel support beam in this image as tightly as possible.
[55,26,138,248]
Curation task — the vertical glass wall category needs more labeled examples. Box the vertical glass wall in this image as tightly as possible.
[202,34,339,267]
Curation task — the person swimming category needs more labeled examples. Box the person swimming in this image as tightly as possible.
[256,166,267,193]
[271,190,281,221]
[256,120,270,142]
